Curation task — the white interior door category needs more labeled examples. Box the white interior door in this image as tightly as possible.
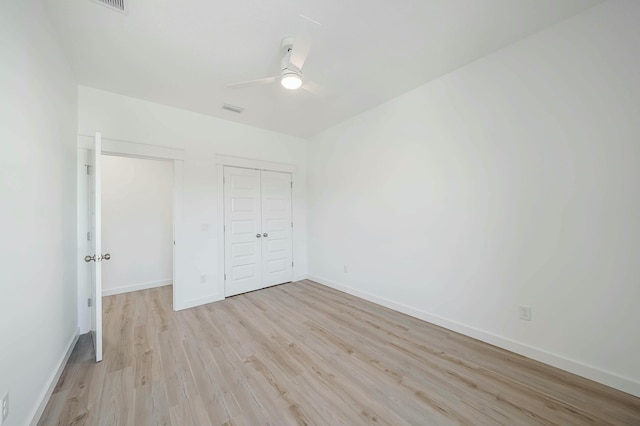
[224,167,263,296]
[261,170,293,287]
[89,132,103,362]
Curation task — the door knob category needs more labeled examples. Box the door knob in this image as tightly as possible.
[263,233,268,238]
[84,255,96,263]
[256,233,261,238]
[102,253,111,261]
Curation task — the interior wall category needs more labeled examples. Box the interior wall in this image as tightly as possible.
[77,86,308,310]
[0,1,78,425]
[307,0,640,396]
[101,155,173,295]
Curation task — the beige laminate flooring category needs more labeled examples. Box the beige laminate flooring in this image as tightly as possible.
[39,280,640,425]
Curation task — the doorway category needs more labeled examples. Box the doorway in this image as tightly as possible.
[101,155,173,296]
[77,133,184,362]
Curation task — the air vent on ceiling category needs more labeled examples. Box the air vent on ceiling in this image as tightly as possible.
[222,104,245,114]
[91,0,128,14]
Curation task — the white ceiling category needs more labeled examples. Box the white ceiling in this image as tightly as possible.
[44,0,601,138]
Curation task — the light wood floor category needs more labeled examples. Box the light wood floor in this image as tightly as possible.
[39,280,640,425]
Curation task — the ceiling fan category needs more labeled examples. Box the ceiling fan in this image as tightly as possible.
[226,15,321,93]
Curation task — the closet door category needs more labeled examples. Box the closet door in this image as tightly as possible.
[224,167,263,297]
[261,170,293,287]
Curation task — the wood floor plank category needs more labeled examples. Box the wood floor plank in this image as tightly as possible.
[37,390,69,426]
[96,366,134,426]
[133,381,171,426]
[38,282,640,425]
[297,280,639,424]
[156,323,198,408]
[246,290,434,424]
[286,286,584,424]
[54,340,93,425]
[168,395,211,426]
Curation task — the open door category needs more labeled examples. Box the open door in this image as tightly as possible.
[86,132,103,362]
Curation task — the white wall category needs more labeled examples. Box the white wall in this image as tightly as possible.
[77,86,308,310]
[101,155,173,295]
[0,1,78,425]
[307,0,640,397]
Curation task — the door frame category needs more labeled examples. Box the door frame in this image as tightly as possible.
[215,155,297,299]
[77,134,185,333]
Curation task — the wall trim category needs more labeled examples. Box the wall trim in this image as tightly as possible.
[308,275,640,398]
[215,165,226,301]
[174,294,224,311]
[29,328,80,426]
[172,160,184,315]
[78,134,184,160]
[102,280,172,296]
[214,154,297,173]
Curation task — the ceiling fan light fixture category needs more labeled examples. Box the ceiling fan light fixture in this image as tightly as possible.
[281,72,302,90]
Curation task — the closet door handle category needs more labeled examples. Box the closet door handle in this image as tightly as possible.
[263,233,268,238]
[256,233,261,238]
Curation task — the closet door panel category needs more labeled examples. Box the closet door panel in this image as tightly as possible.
[224,167,262,296]
[261,170,293,287]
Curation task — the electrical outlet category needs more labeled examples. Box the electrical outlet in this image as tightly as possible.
[343,265,348,273]
[519,306,532,321]
[2,392,9,424]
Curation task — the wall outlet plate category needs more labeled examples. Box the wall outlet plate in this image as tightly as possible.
[519,306,532,321]
[1,392,9,424]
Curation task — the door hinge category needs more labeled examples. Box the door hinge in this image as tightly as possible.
[85,165,92,175]
[292,261,294,267]
[224,273,227,280]
[223,176,225,184]
[87,231,92,241]
[291,221,293,228]
[223,225,225,232]
[291,181,293,189]
[87,298,92,307]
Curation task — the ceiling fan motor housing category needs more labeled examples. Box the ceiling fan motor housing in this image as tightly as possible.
[279,36,302,89]
[280,37,300,73]
[280,36,295,54]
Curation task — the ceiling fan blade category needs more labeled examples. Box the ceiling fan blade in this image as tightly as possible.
[302,80,327,97]
[226,76,278,89]
[289,15,321,71]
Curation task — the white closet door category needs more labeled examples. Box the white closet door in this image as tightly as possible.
[261,170,293,287]
[224,167,262,297]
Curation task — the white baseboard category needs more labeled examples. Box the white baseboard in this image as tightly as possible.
[102,279,172,296]
[174,276,308,311]
[29,327,80,426]
[308,275,640,398]
[174,294,224,311]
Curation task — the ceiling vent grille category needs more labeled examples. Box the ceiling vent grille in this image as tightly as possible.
[91,0,128,14]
